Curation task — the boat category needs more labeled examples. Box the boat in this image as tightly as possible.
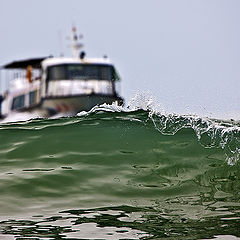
[0,27,123,119]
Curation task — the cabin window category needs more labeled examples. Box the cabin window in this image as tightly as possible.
[29,91,37,106]
[48,65,67,80]
[47,64,116,81]
[12,95,25,110]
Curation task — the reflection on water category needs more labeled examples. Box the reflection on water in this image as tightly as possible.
[0,201,240,239]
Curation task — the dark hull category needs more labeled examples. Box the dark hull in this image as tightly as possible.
[1,94,123,119]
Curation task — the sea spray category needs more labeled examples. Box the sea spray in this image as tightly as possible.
[149,112,240,165]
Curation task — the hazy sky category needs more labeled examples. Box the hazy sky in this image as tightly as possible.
[1,0,240,119]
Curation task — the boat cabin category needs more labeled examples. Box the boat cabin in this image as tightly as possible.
[0,56,121,117]
[41,57,120,99]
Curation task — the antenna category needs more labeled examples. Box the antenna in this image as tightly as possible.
[68,26,84,58]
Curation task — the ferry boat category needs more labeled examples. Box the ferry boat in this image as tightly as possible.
[0,28,123,119]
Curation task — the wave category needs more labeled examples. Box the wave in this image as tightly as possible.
[1,95,240,165]
[0,95,240,239]
[76,94,240,165]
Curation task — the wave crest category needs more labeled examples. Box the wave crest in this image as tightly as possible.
[76,93,240,165]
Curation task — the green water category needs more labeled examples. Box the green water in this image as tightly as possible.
[0,109,240,239]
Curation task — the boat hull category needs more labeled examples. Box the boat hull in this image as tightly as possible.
[41,94,123,116]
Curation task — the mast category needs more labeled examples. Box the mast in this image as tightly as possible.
[70,26,84,58]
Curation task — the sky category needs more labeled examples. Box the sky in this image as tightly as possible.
[0,0,240,119]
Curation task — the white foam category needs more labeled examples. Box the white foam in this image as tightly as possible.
[0,112,42,124]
